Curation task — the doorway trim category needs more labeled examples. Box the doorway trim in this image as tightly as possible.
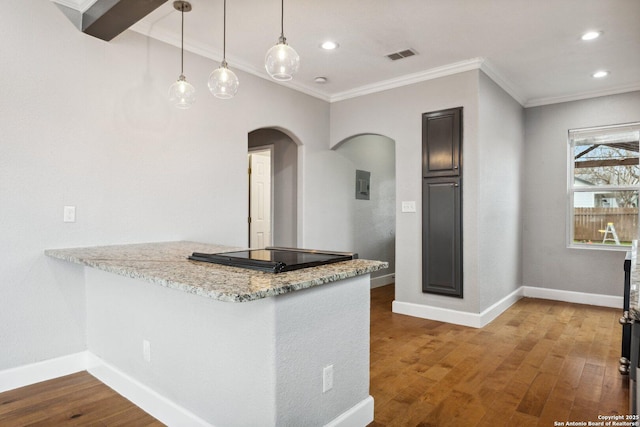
[248,145,275,248]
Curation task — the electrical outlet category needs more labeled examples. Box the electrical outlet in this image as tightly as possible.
[63,206,76,222]
[143,339,151,362]
[323,365,333,393]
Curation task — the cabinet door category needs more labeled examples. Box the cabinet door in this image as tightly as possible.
[422,177,462,297]
[422,108,461,178]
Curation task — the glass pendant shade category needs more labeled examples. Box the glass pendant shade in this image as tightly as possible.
[169,74,195,109]
[208,61,239,99]
[209,0,238,99]
[265,36,300,81]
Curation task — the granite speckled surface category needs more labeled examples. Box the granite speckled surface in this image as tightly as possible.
[45,241,388,303]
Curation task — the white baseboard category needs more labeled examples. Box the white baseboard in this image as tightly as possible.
[0,352,212,426]
[87,354,212,427]
[522,286,623,309]
[392,285,623,328]
[479,287,525,326]
[393,300,481,328]
[1,353,372,427]
[370,274,394,289]
[324,395,374,427]
[0,351,87,393]
[392,287,523,328]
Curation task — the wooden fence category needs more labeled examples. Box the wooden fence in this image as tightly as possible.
[574,207,638,243]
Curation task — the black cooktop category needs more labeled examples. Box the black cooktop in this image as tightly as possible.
[188,247,357,273]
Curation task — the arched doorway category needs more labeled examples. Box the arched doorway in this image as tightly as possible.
[334,134,396,288]
[248,128,298,248]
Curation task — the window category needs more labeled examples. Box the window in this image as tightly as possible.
[568,122,640,249]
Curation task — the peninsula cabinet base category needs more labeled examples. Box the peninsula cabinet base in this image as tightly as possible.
[85,268,373,427]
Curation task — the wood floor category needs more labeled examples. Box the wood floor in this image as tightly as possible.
[0,372,163,426]
[0,284,629,426]
[369,284,629,426]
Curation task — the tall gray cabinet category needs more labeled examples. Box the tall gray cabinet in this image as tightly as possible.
[422,107,463,297]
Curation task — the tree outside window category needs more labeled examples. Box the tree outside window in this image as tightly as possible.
[568,123,640,249]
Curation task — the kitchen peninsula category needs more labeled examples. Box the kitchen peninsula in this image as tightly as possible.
[45,241,387,427]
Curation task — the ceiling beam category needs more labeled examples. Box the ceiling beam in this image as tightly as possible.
[53,0,168,42]
[83,0,168,41]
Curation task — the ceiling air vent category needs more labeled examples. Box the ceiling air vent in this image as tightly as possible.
[386,48,417,61]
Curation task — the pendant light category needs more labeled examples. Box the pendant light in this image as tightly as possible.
[264,0,299,81]
[208,0,239,99]
[168,1,195,109]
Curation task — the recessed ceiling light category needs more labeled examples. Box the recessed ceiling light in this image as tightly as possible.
[314,76,328,84]
[321,41,339,50]
[592,70,609,78]
[581,31,601,41]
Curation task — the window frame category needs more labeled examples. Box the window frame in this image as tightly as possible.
[567,122,640,251]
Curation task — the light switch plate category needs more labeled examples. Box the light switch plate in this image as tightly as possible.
[323,365,333,393]
[401,201,416,213]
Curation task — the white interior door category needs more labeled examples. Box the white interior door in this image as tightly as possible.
[249,148,273,248]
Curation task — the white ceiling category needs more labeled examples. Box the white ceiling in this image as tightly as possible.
[63,0,640,106]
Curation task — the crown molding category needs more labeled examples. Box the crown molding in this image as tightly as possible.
[53,4,640,108]
[125,23,640,108]
[329,57,486,103]
[479,59,526,106]
[524,83,640,108]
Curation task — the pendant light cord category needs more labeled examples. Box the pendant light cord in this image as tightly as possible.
[223,0,227,62]
[280,0,284,37]
[180,6,185,75]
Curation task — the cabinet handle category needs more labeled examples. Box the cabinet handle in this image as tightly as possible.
[453,165,459,169]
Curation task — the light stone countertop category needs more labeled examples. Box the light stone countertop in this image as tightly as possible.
[45,241,388,303]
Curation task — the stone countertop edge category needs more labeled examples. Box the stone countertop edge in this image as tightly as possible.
[44,241,389,303]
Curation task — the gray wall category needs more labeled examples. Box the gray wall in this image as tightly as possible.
[85,268,371,426]
[523,91,640,296]
[330,70,483,314]
[4,0,638,376]
[330,70,525,314]
[248,129,298,247]
[477,72,525,310]
[335,135,396,279]
[0,0,331,371]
